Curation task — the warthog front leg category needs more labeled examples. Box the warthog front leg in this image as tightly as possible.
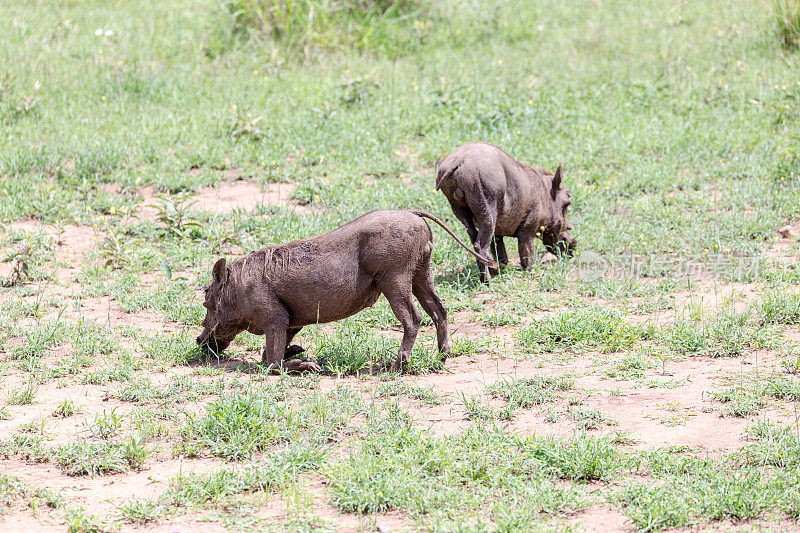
[262,314,319,373]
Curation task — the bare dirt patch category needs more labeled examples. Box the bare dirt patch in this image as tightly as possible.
[136,180,304,220]
[0,221,98,285]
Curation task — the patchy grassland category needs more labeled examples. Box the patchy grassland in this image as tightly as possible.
[2,0,800,531]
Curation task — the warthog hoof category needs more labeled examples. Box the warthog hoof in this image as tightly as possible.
[283,359,320,373]
[285,344,306,357]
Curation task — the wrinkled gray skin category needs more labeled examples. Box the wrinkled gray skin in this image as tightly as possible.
[436,142,577,281]
[196,209,496,373]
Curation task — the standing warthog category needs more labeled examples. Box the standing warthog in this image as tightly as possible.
[436,142,577,281]
[196,209,496,372]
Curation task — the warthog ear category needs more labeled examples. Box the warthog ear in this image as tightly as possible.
[434,156,443,190]
[212,258,227,284]
[551,164,563,199]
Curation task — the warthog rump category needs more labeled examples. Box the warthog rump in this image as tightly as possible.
[436,142,576,281]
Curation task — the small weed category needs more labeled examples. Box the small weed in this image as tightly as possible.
[87,408,124,439]
[6,380,39,405]
[608,352,655,379]
[116,499,167,524]
[619,483,695,531]
[406,384,444,406]
[480,311,521,327]
[709,386,765,417]
[97,225,128,268]
[152,194,201,238]
[521,434,624,481]
[164,443,325,505]
[0,473,62,514]
[54,398,82,418]
[314,322,391,376]
[459,392,497,421]
[569,408,617,430]
[18,417,49,436]
[226,105,266,141]
[759,290,800,324]
[661,310,774,358]
[65,507,112,533]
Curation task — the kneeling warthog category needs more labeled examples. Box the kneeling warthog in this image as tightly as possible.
[197,209,496,372]
[436,142,577,281]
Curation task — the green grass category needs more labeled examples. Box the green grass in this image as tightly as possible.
[759,290,800,324]
[774,0,800,49]
[162,443,325,506]
[53,438,149,476]
[660,309,776,358]
[224,0,421,58]
[518,308,648,353]
[0,473,62,516]
[487,374,574,408]
[327,425,586,517]
[181,383,361,459]
[3,0,800,529]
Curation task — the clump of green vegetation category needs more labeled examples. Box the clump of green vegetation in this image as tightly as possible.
[0,72,40,126]
[5,379,39,405]
[163,443,325,506]
[520,433,625,481]
[459,392,509,421]
[488,374,574,408]
[313,322,394,375]
[773,0,800,49]
[116,498,167,525]
[518,308,647,353]
[0,435,50,464]
[709,385,765,417]
[0,473,62,515]
[87,408,125,439]
[759,290,800,324]
[53,438,149,476]
[569,408,617,430]
[709,376,800,418]
[608,352,656,379]
[311,322,443,375]
[660,310,774,358]
[376,379,443,405]
[327,426,586,516]
[181,384,361,460]
[225,0,422,57]
[64,506,112,533]
[619,483,696,531]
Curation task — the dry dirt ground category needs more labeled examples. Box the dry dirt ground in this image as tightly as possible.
[1,179,800,532]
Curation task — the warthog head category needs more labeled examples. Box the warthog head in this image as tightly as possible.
[196,258,244,355]
[542,165,577,256]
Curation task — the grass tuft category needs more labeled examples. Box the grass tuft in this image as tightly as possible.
[518,308,647,353]
[774,0,800,49]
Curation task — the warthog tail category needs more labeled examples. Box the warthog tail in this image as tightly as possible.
[409,210,498,269]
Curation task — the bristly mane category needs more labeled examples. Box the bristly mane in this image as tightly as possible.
[234,244,295,283]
